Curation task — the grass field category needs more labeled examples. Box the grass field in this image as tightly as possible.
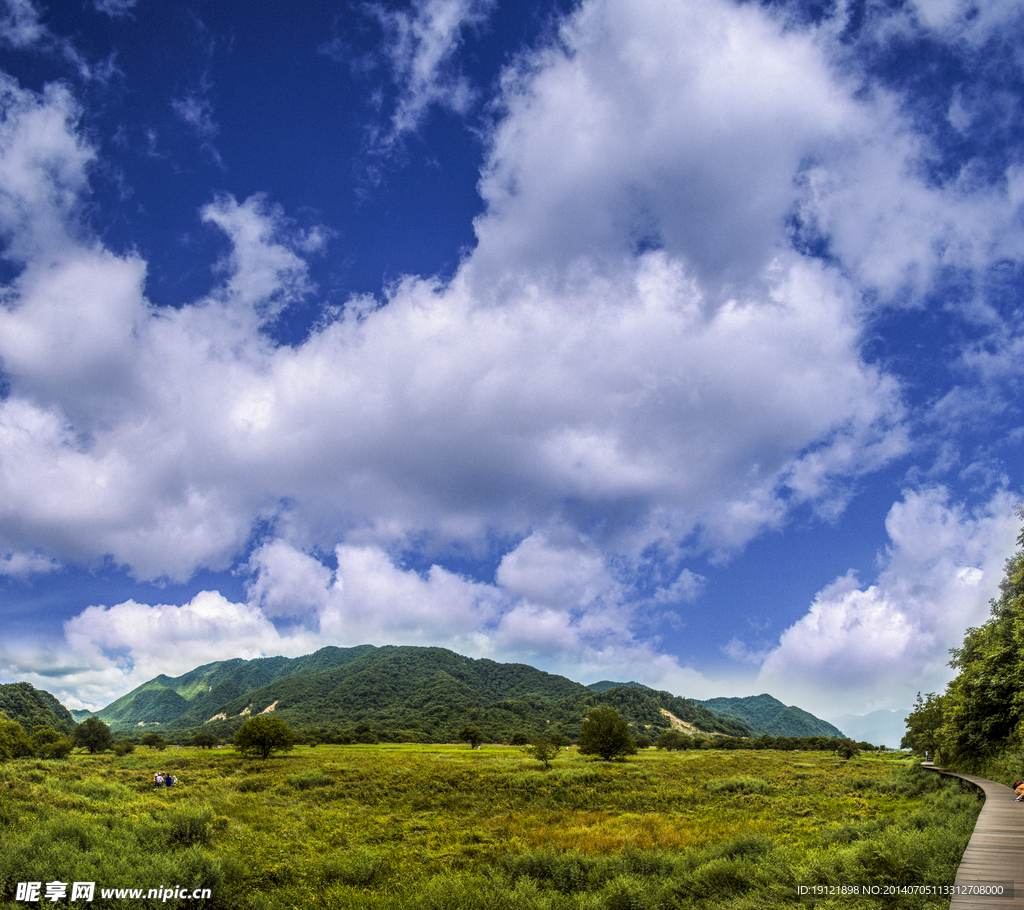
[0,745,982,909]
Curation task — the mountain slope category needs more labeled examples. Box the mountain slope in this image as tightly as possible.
[696,694,844,738]
[92,645,377,730]
[0,682,76,732]
[587,680,651,693]
[89,644,753,742]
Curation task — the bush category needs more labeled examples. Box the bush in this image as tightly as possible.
[37,738,73,760]
[164,805,214,848]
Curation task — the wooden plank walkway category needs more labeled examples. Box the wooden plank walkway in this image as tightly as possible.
[922,762,1022,908]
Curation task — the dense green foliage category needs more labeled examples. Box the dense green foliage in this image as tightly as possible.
[73,717,114,754]
[233,717,294,760]
[900,693,944,759]
[587,680,650,693]
[0,744,980,909]
[0,718,33,760]
[82,645,755,744]
[696,694,844,738]
[0,682,75,733]
[902,507,1024,779]
[578,706,637,760]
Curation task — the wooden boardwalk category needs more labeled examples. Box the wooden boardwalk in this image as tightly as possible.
[923,763,1022,908]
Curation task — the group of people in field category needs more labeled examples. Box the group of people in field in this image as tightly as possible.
[153,772,178,790]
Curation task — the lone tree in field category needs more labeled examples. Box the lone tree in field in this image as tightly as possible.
[835,738,860,760]
[72,717,114,754]
[139,732,167,750]
[459,725,484,749]
[191,731,219,749]
[524,735,559,770]
[234,716,294,760]
[578,706,637,761]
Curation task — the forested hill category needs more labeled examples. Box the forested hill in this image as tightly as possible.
[588,680,651,693]
[80,644,754,743]
[0,682,75,732]
[695,694,844,739]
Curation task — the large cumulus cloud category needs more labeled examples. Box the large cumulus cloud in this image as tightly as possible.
[0,0,1021,710]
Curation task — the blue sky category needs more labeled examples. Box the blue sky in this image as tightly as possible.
[0,0,1021,727]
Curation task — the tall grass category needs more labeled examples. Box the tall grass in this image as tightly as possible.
[0,747,978,909]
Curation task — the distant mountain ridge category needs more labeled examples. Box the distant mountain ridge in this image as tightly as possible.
[695,694,844,739]
[0,682,75,733]
[76,644,754,743]
[588,680,651,694]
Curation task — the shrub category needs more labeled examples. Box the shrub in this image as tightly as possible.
[37,738,73,760]
[165,805,214,847]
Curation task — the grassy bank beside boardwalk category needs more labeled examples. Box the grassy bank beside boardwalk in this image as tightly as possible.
[0,746,981,909]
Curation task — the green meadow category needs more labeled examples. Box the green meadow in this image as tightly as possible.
[0,746,981,909]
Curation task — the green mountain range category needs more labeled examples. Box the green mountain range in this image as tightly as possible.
[0,682,76,733]
[695,694,844,739]
[77,644,757,743]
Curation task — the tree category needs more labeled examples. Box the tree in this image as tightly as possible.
[139,732,167,750]
[578,706,637,761]
[191,731,219,749]
[459,725,484,749]
[901,691,945,759]
[524,736,559,770]
[938,506,1024,767]
[30,723,73,759]
[656,730,692,750]
[234,716,295,759]
[835,738,859,760]
[0,717,33,760]
[72,717,113,754]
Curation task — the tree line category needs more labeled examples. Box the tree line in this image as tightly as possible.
[902,505,1024,772]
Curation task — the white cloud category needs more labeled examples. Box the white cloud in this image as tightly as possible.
[0,0,44,49]
[0,549,58,576]
[756,487,1022,717]
[172,94,218,142]
[19,537,718,708]
[0,0,1022,716]
[370,0,494,147]
[93,0,136,18]
[496,528,616,610]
